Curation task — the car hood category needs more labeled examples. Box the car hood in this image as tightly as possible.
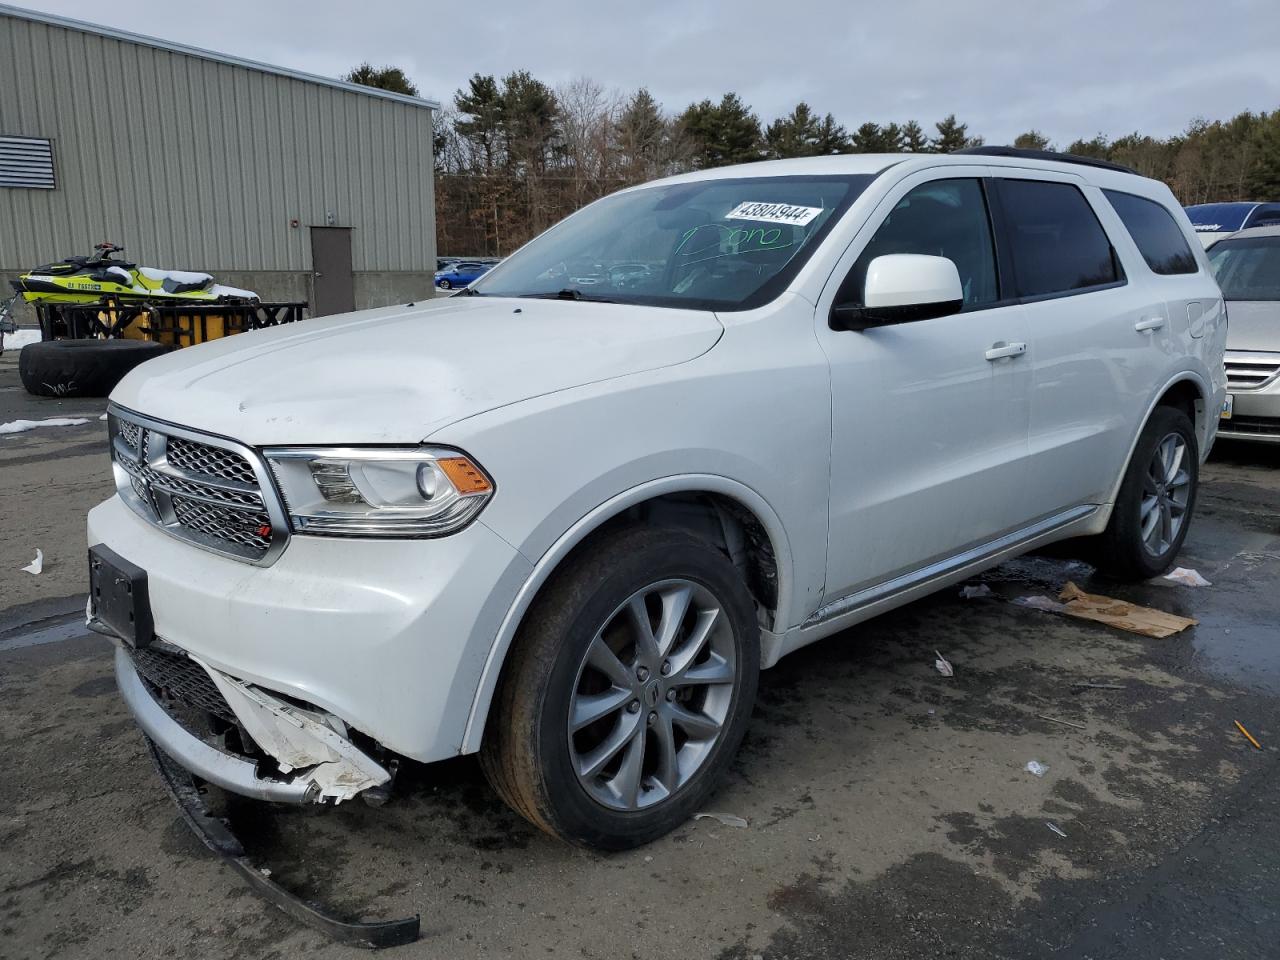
[1225,300,1280,353]
[111,297,723,445]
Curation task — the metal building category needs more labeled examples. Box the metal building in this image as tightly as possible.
[0,4,438,321]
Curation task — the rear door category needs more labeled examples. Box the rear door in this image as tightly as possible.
[990,174,1155,515]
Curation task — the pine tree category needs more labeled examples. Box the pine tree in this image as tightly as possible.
[679,93,762,168]
[933,114,982,153]
[616,88,678,181]
[901,120,930,153]
[454,74,505,173]
[1013,130,1053,151]
[764,103,822,158]
[343,63,419,97]
[851,122,884,152]
[814,114,851,155]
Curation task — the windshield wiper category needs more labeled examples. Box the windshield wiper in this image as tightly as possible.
[452,285,482,296]
[519,288,617,303]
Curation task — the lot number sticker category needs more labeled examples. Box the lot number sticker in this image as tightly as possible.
[725,201,823,226]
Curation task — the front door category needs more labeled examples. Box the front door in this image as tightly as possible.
[816,172,1032,605]
[310,227,354,317]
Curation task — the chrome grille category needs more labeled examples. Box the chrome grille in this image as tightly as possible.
[108,407,287,564]
[1225,351,1280,391]
[167,436,258,484]
[172,497,273,553]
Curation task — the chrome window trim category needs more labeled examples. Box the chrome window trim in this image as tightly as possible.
[107,402,291,565]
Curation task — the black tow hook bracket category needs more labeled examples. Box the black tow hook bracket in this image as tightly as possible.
[143,737,420,949]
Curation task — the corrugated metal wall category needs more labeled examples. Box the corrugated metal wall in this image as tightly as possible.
[0,13,435,274]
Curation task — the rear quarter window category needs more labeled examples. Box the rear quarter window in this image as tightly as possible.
[996,179,1121,299]
[1104,190,1198,275]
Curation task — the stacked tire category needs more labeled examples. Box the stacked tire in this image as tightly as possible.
[18,339,172,398]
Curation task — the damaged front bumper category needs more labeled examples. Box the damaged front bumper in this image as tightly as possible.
[111,641,390,805]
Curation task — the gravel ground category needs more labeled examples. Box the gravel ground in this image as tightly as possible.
[2,345,1278,960]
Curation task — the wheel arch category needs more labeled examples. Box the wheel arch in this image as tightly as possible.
[1104,370,1210,510]
[459,475,793,754]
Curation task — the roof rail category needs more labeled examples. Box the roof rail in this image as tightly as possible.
[953,146,1139,175]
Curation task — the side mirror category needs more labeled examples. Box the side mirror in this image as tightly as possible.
[830,254,964,331]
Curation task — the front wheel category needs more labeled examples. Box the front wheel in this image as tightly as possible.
[438,279,452,289]
[480,526,760,850]
[1095,405,1199,581]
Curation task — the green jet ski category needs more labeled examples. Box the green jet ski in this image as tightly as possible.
[10,242,257,305]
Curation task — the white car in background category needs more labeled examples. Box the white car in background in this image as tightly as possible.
[90,148,1225,849]
[1208,225,1280,441]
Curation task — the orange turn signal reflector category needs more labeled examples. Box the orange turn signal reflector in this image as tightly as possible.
[438,457,492,495]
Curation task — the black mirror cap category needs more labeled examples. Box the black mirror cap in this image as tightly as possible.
[829,298,964,331]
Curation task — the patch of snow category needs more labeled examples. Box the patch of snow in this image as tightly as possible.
[138,266,213,285]
[209,283,258,300]
[2,329,42,350]
[0,417,91,436]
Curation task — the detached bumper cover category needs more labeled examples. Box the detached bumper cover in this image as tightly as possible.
[114,644,389,804]
[144,738,420,948]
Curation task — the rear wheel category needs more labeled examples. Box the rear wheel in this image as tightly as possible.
[480,526,760,850]
[1095,405,1198,581]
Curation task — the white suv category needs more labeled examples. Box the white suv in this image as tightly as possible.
[89,149,1226,849]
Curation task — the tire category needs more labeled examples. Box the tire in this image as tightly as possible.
[480,525,760,850]
[18,339,173,398]
[439,279,452,289]
[1094,405,1199,581]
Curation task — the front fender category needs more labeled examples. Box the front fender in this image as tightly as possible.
[461,473,793,754]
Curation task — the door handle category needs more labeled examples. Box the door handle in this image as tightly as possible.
[1134,317,1165,333]
[985,341,1027,361]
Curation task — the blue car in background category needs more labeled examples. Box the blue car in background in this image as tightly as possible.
[1185,202,1280,248]
[434,261,492,289]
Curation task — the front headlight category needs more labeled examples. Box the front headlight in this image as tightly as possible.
[264,447,493,538]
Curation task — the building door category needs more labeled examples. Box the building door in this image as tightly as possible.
[310,227,354,316]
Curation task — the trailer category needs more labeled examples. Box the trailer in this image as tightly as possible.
[17,297,308,398]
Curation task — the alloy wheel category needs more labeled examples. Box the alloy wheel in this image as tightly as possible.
[1140,432,1191,556]
[567,578,737,811]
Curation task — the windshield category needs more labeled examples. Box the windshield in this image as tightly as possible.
[1209,236,1280,300]
[471,174,876,311]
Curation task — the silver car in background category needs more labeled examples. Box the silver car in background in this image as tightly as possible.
[1210,225,1280,442]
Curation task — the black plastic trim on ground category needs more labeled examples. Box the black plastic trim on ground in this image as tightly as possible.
[143,736,421,949]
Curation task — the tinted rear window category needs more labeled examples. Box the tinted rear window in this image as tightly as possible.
[997,179,1121,298]
[1104,190,1198,275]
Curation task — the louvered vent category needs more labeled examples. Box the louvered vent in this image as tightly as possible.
[0,136,55,189]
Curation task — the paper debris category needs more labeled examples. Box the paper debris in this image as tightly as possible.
[99,412,108,421]
[1162,567,1211,588]
[1235,720,1262,750]
[0,417,91,436]
[1055,582,1197,638]
[1025,760,1049,777]
[1046,822,1068,838]
[960,584,993,599]
[934,650,954,678]
[694,812,748,828]
[1015,595,1067,613]
[22,549,43,575]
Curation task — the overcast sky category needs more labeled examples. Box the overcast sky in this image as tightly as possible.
[21,0,1280,144]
